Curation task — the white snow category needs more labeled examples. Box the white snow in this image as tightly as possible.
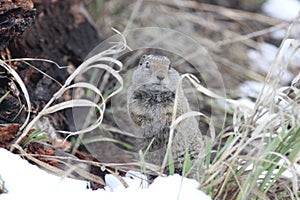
[236,97,256,110]
[105,170,148,191]
[0,148,211,200]
[247,43,278,73]
[262,0,300,21]
[247,42,295,84]
[239,80,270,98]
[262,0,300,39]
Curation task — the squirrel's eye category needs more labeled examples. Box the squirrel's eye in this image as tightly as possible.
[145,61,150,69]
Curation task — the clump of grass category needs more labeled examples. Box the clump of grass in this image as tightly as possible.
[195,36,300,199]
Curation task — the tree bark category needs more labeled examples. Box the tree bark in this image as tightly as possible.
[0,0,35,51]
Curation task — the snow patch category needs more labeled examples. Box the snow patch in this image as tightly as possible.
[262,0,300,39]
[262,0,300,21]
[0,148,211,200]
[247,43,295,84]
[236,97,256,110]
[239,81,269,98]
[105,170,148,191]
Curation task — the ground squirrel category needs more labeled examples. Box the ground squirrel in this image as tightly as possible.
[127,54,204,171]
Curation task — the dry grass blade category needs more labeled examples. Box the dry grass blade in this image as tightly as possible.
[4,58,66,86]
[214,22,288,47]
[160,72,183,173]
[0,59,31,131]
[13,145,106,185]
[12,144,68,176]
[170,111,208,129]
[60,162,105,186]
[155,0,282,25]
[186,73,253,110]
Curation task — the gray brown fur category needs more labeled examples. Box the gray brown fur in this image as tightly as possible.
[127,54,204,170]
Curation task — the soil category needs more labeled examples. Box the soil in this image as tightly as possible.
[0,124,19,148]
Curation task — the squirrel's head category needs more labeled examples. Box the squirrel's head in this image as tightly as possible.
[131,54,180,92]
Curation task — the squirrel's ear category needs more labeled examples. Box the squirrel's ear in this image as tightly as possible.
[139,54,147,66]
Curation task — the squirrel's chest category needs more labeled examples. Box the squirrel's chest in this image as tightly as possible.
[128,85,177,127]
[132,89,175,108]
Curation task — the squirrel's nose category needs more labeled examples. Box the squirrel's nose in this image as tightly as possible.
[157,75,165,81]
